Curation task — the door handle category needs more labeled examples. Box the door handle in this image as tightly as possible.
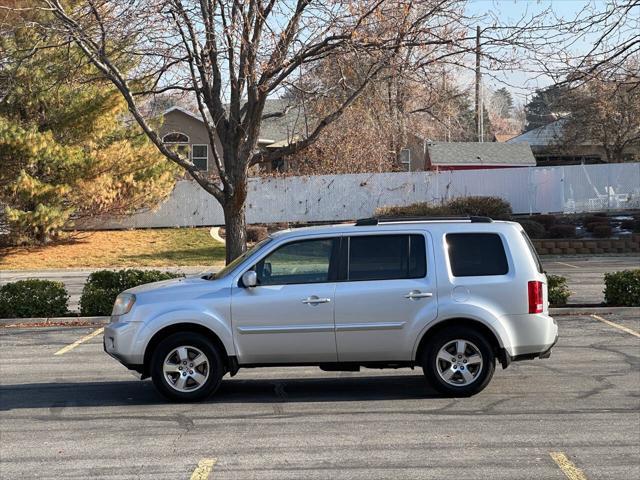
[302,296,331,305]
[404,290,433,300]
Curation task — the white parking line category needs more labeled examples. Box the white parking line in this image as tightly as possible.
[591,314,640,338]
[54,327,104,355]
[554,261,580,269]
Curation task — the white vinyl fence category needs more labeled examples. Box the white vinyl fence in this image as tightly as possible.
[85,162,640,229]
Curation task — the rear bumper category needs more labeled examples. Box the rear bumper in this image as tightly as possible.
[510,331,558,363]
[502,312,558,356]
[499,330,558,369]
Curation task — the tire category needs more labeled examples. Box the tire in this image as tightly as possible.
[422,326,495,397]
[150,332,225,402]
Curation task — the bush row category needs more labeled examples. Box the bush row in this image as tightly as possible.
[375,196,513,220]
[604,269,640,307]
[219,223,289,244]
[516,212,640,239]
[80,269,183,316]
[0,279,69,318]
[547,274,571,307]
[0,269,182,318]
[2,270,638,317]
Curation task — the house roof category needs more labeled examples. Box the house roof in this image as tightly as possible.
[162,99,307,145]
[426,142,536,167]
[163,106,204,123]
[506,119,566,147]
[258,99,309,143]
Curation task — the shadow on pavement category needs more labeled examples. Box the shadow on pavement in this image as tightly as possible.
[0,374,441,410]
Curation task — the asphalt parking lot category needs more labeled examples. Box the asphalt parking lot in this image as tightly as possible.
[0,312,638,479]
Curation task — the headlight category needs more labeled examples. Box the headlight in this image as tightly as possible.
[111,293,136,317]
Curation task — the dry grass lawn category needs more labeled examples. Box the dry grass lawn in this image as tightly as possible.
[0,228,226,270]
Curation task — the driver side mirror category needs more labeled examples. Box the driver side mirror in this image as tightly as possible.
[241,270,257,288]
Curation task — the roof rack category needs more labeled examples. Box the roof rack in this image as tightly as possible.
[354,216,493,226]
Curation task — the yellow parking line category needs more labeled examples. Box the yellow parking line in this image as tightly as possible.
[190,458,216,480]
[549,452,588,480]
[591,314,640,338]
[54,327,104,356]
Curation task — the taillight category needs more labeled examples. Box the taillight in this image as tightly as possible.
[528,281,543,314]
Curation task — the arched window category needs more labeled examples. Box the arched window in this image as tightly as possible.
[162,132,189,143]
[163,132,190,162]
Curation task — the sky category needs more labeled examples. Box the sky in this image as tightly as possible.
[463,0,612,105]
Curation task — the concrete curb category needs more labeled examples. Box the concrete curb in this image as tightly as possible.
[0,316,109,327]
[550,306,640,316]
[209,226,225,245]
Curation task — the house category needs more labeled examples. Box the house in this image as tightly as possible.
[425,142,536,170]
[505,119,640,166]
[159,106,222,173]
[159,101,429,175]
[505,119,603,166]
[159,101,310,175]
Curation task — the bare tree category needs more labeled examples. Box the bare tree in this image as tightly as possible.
[6,0,557,261]
[9,0,485,261]
[559,68,640,163]
[521,0,640,87]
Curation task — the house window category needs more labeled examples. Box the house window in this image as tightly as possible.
[163,132,190,159]
[400,148,411,171]
[192,144,208,171]
[162,132,189,143]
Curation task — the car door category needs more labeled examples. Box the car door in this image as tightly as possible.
[231,237,339,364]
[334,232,437,362]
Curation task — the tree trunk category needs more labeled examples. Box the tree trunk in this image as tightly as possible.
[223,201,247,264]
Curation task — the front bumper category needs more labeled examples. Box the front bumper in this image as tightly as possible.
[103,320,145,373]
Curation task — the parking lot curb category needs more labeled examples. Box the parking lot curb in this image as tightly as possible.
[0,316,109,327]
[550,306,640,316]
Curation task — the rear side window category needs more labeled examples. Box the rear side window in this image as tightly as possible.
[348,234,426,281]
[446,233,508,277]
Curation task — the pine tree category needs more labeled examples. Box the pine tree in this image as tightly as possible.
[0,10,177,244]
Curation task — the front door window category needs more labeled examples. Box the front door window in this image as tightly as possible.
[255,238,335,285]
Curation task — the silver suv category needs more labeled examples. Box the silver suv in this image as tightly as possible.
[104,216,558,401]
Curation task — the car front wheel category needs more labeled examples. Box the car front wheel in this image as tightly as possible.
[151,332,225,402]
[422,326,495,397]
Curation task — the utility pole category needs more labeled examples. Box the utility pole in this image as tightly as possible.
[475,26,482,142]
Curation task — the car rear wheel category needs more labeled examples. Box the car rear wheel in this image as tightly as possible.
[422,326,495,397]
[151,332,225,402]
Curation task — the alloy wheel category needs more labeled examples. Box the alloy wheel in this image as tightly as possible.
[435,339,483,387]
[163,345,210,392]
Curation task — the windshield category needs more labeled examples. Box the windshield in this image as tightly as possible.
[209,237,273,280]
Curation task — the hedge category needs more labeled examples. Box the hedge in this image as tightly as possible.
[604,270,640,306]
[547,274,570,307]
[517,219,545,239]
[0,279,69,318]
[80,269,183,316]
[376,196,512,220]
[247,225,268,242]
[547,224,577,239]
